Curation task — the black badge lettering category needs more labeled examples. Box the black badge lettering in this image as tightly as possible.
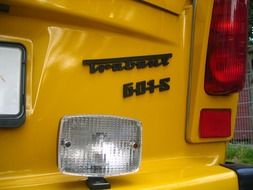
[83,54,172,74]
[123,77,170,98]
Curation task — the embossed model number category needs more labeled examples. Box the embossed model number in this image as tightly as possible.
[123,77,170,98]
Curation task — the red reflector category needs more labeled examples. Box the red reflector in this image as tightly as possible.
[199,109,231,138]
[205,0,248,95]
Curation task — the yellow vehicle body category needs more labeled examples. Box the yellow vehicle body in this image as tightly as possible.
[0,0,240,189]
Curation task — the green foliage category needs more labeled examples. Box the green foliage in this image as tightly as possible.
[249,0,253,45]
[227,144,253,164]
[227,144,237,160]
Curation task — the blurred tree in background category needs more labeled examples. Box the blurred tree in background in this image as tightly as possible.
[249,0,253,45]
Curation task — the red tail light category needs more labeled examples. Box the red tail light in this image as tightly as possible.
[205,0,248,95]
[199,109,231,138]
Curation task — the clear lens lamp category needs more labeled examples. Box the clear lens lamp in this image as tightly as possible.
[58,115,142,177]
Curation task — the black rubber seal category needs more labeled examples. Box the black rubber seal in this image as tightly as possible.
[0,4,10,13]
[0,42,26,128]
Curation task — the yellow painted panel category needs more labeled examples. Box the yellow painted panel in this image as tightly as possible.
[0,0,239,189]
[143,0,189,14]
[0,159,238,190]
[0,0,193,171]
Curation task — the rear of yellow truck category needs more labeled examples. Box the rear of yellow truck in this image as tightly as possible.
[0,0,252,189]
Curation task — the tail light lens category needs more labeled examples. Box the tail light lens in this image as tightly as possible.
[205,0,248,95]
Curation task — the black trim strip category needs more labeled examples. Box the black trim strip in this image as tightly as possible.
[223,163,253,190]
